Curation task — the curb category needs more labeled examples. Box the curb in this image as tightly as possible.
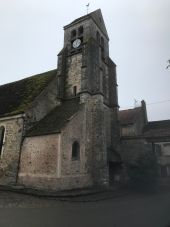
[0,184,129,202]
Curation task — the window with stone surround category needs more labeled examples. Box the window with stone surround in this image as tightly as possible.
[71,30,76,39]
[163,143,170,156]
[73,86,77,96]
[78,26,83,36]
[0,126,5,157]
[96,31,100,43]
[72,141,80,160]
[101,36,105,59]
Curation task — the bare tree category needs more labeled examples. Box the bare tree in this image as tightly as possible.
[166,59,170,69]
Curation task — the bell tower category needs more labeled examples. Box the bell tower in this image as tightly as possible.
[57,9,118,107]
[57,9,120,186]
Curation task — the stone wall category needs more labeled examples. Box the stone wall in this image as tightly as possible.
[81,93,109,187]
[65,53,82,98]
[18,134,60,180]
[18,106,92,190]
[0,115,23,185]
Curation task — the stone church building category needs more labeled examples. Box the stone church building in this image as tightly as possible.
[0,9,120,190]
[1,9,169,191]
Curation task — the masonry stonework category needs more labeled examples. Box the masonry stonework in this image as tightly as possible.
[0,9,122,191]
[0,116,23,185]
[65,53,82,98]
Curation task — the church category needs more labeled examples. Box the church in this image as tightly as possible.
[1,9,169,191]
[0,9,120,190]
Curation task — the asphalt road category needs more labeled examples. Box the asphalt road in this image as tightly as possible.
[0,191,170,227]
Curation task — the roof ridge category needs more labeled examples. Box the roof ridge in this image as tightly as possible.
[0,69,57,88]
[120,106,142,112]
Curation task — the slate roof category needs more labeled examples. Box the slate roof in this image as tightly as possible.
[143,120,170,138]
[27,98,81,137]
[119,107,142,125]
[0,69,57,117]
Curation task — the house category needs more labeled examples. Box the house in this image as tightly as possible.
[119,102,170,179]
[119,100,147,137]
[144,120,170,177]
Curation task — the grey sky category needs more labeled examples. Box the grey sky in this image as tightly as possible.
[0,0,170,121]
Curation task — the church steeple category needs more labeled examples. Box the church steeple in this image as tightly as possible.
[63,9,109,55]
[56,9,118,109]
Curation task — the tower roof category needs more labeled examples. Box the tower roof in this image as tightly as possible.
[64,9,109,40]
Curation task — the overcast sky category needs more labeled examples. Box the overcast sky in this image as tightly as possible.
[0,0,170,121]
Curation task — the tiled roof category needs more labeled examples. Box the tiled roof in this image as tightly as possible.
[119,107,142,125]
[26,98,81,137]
[143,120,170,138]
[0,69,57,117]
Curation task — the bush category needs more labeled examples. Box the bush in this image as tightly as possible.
[127,151,158,192]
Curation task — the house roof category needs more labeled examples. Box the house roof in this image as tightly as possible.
[0,69,57,118]
[143,120,170,138]
[119,107,142,125]
[26,98,81,137]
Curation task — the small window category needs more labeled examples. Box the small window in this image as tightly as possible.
[96,31,100,43]
[78,26,83,36]
[72,141,80,160]
[101,37,105,59]
[73,86,77,96]
[71,30,76,39]
[154,144,162,156]
[101,37,104,47]
[0,126,5,157]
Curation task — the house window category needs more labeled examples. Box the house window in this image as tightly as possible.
[72,141,80,160]
[0,126,5,157]
[163,143,170,156]
[161,165,169,177]
[73,86,77,96]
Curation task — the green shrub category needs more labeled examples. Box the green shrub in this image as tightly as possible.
[127,151,158,192]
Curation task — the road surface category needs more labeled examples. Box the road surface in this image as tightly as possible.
[0,190,170,227]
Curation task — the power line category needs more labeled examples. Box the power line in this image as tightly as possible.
[120,99,170,109]
[147,99,170,106]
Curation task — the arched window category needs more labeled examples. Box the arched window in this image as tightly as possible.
[96,31,100,43]
[71,30,76,39]
[72,141,80,160]
[0,126,5,156]
[78,26,83,36]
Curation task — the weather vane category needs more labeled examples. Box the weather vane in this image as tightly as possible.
[86,3,90,14]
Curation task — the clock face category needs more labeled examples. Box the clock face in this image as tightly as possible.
[72,39,81,48]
